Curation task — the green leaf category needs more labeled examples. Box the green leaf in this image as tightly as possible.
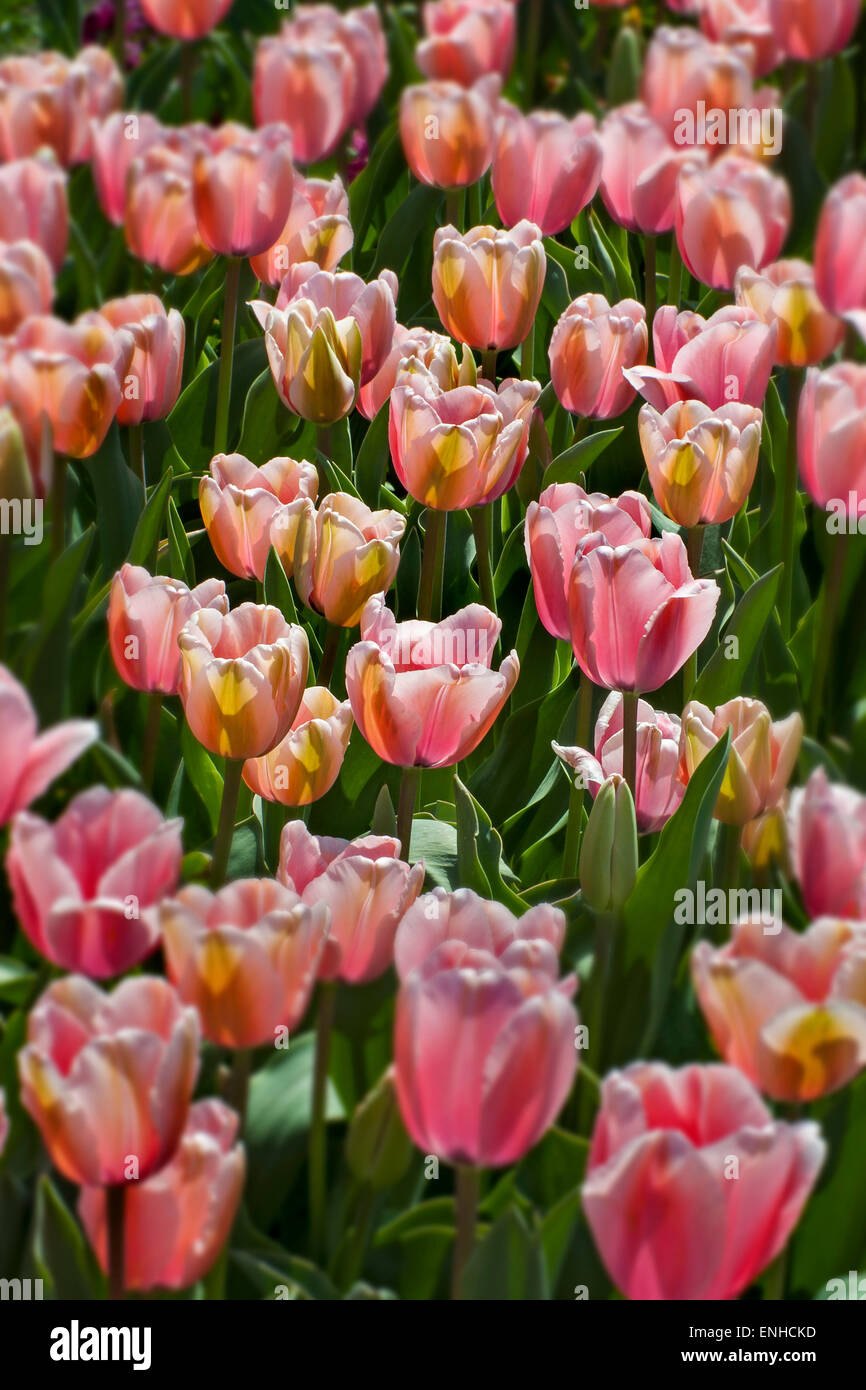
[354,402,390,507]
[82,423,142,573]
[167,495,195,586]
[544,426,625,485]
[263,545,298,624]
[693,564,782,706]
[128,467,173,570]
[31,1176,104,1300]
[454,775,526,911]
[0,957,38,1006]
[588,209,637,301]
[168,339,267,472]
[791,1075,866,1294]
[180,722,223,836]
[459,1207,548,1300]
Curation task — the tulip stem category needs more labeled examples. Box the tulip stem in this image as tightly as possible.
[644,236,657,353]
[337,1183,376,1291]
[141,692,162,792]
[50,458,66,565]
[418,507,446,622]
[225,1047,252,1131]
[621,689,638,805]
[179,42,195,122]
[779,367,804,639]
[808,531,849,737]
[471,505,497,614]
[310,979,337,1263]
[211,757,243,888]
[107,1184,126,1300]
[214,256,242,457]
[562,669,595,879]
[524,0,542,105]
[682,527,704,703]
[521,319,536,380]
[129,423,145,502]
[481,348,498,384]
[397,765,420,862]
[451,1166,479,1300]
[0,535,10,660]
[445,188,465,233]
[317,623,342,688]
[469,178,483,230]
[717,821,742,895]
[667,238,683,308]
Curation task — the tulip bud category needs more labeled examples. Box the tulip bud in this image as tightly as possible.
[0,407,32,501]
[346,1067,413,1191]
[580,775,638,912]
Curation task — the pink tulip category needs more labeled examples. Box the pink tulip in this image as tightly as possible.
[0,48,122,165]
[675,156,791,291]
[583,1061,825,1300]
[638,399,763,528]
[256,297,362,425]
[249,174,353,287]
[598,103,695,236]
[125,139,214,277]
[432,221,545,351]
[290,493,405,628]
[79,1100,245,1291]
[797,363,866,516]
[109,564,228,696]
[734,259,843,367]
[99,294,185,426]
[417,0,516,85]
[394,938,577,1166]
[261,4,387,137]
[814,175,866,344]
[568,531,720,693]
[91,111,164,226]
[253,22,357,166]
[140,0,234,39]
[399,77,499,190]
[0,156,68,272]
[278,821,424,984]
[700,0,784,77]
[261,264,398,388]
[358,324,450,422]
[624,303,778,411]
[7,786,183,978]
[642,25,760,145]
[525,484,651,642]
[0,664,96,827]
[18,975,199,1186]
[554,693,684,834]
[160,879,329,1047]
[394,885,566,980]
[679,697,803,825]
[198,453,318,582]
[549,293,648,420]
[346,595,519,768]
[492,104,602,236]
[769,0,861,61]
[0,239,53,334]
[787,768,866,919]
[243,686,353,807]
[192,123,295,259]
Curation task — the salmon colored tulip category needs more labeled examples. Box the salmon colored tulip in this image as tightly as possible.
[257,297,362,425]
[583,1061,825,1300]
[79,1100,245,1291]
[734,260,843,367]
[243,687,352,807]
[394,886,566,980]
[0,664,96,828]
[525,484,651,642]
[675,156,791,291]
[788,768,866,920]
[0,48,122,165]
[797,363,866,516]
[290,493,405,627]
[0,240,53,334]
[679,697,803,825]
[91,111,164,227]
[178,604,309,760]
[249,174,352,286]
[125,139,214,277]
[700,0,784,77]
[0,155,68,272]
[599,102,696,235]
[432,221,545,351]
[389,349,539,510]
[358,324,450,422]
[394,938,577,1166]
[625,303,778,412]
[199,453,318,582]
[140,0,234,39]
[814,175,866,344]
[261,264,398,389]
[399,77,499,189]
[693,916,866,1103]
[549,293,648,420]
[160,879,329,1047]
[7,786,183,978]
[642,25,760,146]
[100,294,185,426]
[18,975,199,1186]
[109,564,229,696]
[569,531,720,693]
[346,595,519,768]
[554,693,684,834]
[192,123,295,259]
[638,399,763,527]
[492,104,601,236]
[418,0,516,85]
[769,0,861,61]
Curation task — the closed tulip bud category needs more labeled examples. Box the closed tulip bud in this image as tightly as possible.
[91,112,164,227]
[492,104,602,236]
[0,408,32,502]
[399,76,499,189]
[140,0,234,39]
[291,494,405,628]
[432,221,545,351]
[679,697,803,826]
[797,363,866,517]
[599,102,695,236]
[100,294,185,425]
[0,239,53,334]
[109,564,228,696]
[579,775,637,911]
[625,303,778,413]
[249,173,352,287]
[199,452,318,582]
[243,687,352,807]
[418,0,516,86]
[814,174,866,345]
[638,399,763,528]
[550,293,648,420]
[125,141,214,277]
[675,157,791,292]
[769,0,860,61]
[259,299,362,424]
[787,768,866,920]
[0,155,68,272]
[193,124,295,259]
[346,1067,414,1191]
[734,260,843,367]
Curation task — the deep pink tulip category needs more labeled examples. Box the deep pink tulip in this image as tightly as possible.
[734,259,843,367]
[675,156,791,291]
[554,693,684,834]
[549,293,648,420]
[0,664,96,828]
[109,564,228,696]
[399,77,500,190]
[100,294,185,426]
[346,595,519,768]
[91,111,164,227]
[769,0,861,61]
[140,0,234,39]
[0,156,68,272]
[418,0,516,85]
[260,263,398,388]
[394,939,577,1166]
[79,1100,244,1291]
[814,175,866,344]
[568,531,720,693]
[700,0,784,77]
[198,453,318,583]
[243,686,353,807]
[192,123,295,259]
[525,484,651,642]
[583,1062,825,1300]
[492,104,601,236]
[625,303,778,411]
[7,786,183,978]
[249,174,352,287]
[787,768,866,919]
[18,975,199,1186]
[797,363,866,517]
[394,886,566,980]
[0,239,54,334]
[598,103,695,236]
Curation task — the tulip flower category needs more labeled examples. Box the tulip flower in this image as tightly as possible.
[569,532,720,693]
[394,886,566,980]
[160,879,330,1047]
[289,494,405,628]
[192,124,295,260]
[693,916,866,1103]
[7,785,183,978]
[389,351,540,510]
[258,264,398,389]
[598,102,695,236]
[787,768,866,920]
[109,565,228,696]
[814,174,866,344]
[0,240,53,334]
[258,297,362,425]
[625,303,778,412]
[399,77,499,189]
[0,664,96,828]
[0,48,122,165]
[554,693,684,834]
[243,687,352,806]
[491,105,601,237]
[140,0,234,39]
[394,938,578,1167]
[734,260,843,367]
[358,324,452,422]
[797,363,866,516]
[0,156,68,271]
[679,698,803,826]
[700,0,784,77]
[417,0,516,85]
[525,485,651,642]
[642,26,760,146]
[18,975,199,1186]
[91,111,164,226]
[99,295,185,427]
[249,174,353,287]
[125,139,214,277]
[583,1061,825,1300]
[289,3,388,129]
[549,293,648,420]
[199,453,318,582]
[178,604,309,760]
[769,0,860,61]
[675,156,791,291]
[638,399,763,528]
[432,221,545,351]
[79,1100,245,1291]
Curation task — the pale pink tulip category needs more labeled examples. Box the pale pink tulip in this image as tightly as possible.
[814,175,866,344]
[638,398,763,527]
[679,697,803,825]
[797,363,866,517]
[357,324,449,422]
[0,664,96,827]
[624,303,778,411]
[734,260,843,367]
[599,103,695,235]
[0,240,53,334]
[125,140,214,277]
[394,886,566,980]
[675,156,791,291]
[140,0,234,39]
[253,31,355,166]
[198,453,318,582]
[243,687,353,807]
[257,297,362,425]
[261,263,398,388]
[249,174,353,286]
[0,48,122,165]
[91,111,164,226]
[109,564,228,696]
[642,25,761,145]
[700,0,784,77]
[100,294,185,425]
[193,123,295,259]
[769,0,861,61]
[549,293,648,419]
[417,0,516,85]
[0,156,68,272]
[787,768,866,919]
[266,4,387,133]
[492,104,601,236]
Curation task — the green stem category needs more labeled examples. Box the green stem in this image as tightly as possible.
[451,1166,479,1300]
[107,1184,125,1301]
[779,367,804,638]
[562,670,594,879]
[225,1047,252,1132]
[682,527,704,703]
[211,758,243,888]
[214,256,242,457]
[644,235,657,357]
[717,820,742,894]
[141,691,162,793]
[521,317,536,380]
[808,531,849,737]
[309,980,337,1263]
[337,1184,376,1291]
[481,348,498,384]
[129,423,145,502]
[179,42,195,122]
[667,237,684,308]
[445,187,466,232]
[469,178,483,229]
[844,323,860,359]
[621,689,638,805]
[471,505,496,614]
[50,457,66,564]
[764,1247,788,1301]
[397,765,420,862]
[317,623,342,688]
[418,507,446,622]
[524,0,542,105]
[0,534,10,660]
